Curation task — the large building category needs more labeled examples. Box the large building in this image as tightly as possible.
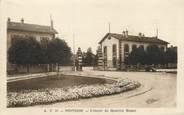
[98,30,169,70]
[7,18,58,73]
[7,18,58,49]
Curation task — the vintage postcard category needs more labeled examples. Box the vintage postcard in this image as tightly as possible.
[0,0,184,115]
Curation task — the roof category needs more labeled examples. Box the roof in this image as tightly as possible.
[7,22,58,34]
[99,33,169,45]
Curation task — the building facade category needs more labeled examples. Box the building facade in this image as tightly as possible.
[7,18,58,73]
[7,18,57,49]
[98,30,169,70]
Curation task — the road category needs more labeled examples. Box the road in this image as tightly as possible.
[34,68,176,108]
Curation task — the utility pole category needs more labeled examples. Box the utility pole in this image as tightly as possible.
[73,33,76,71]
[108,22,111,33]
[50,14,53,29]
[156,28,158,38]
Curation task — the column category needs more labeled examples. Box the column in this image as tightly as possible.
[76,47,83,71]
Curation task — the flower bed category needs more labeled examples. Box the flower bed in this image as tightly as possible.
[7,79,141,107]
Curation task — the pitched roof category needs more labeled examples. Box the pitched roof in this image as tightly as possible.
[99,33,169,45]
[7,22,58,34]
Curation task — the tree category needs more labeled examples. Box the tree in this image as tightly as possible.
[8,36,42,72]
[94,54,98,67]
[47,38,72,72]
[8,36,72,73]
[165,47,177,64]
[83,47,95,66]
[127,47,147,65]
[82,51,86,66]
[125,45,166,66]
[146,45,165,65]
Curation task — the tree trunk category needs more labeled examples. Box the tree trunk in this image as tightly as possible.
[57,63,59,76]
[47,64,49,72]
[26,64,30,73]
[51,64,54,72]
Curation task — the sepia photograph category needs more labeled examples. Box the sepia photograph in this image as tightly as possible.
[0,0,184,114]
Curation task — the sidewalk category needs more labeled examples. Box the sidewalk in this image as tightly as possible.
[156,69,177,73]
[33,70,176,108]
[7,72,57,83]
[7,68,177,83]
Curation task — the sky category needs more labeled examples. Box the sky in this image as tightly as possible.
[4,0,184,53]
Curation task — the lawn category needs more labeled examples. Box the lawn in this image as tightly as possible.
[7,75,114,92]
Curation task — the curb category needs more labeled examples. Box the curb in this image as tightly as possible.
[7,72,57,83]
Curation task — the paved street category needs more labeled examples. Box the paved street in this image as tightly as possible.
[33,68,176,108]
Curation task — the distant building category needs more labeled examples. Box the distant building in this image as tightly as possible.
[98,30,169,70]
[7,18,58,49]
[7,18,58,73]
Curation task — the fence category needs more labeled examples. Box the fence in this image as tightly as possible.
[93,63,177,71]
[59,66,73,72]
[7,64,49,74]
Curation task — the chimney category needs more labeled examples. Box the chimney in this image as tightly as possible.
[21,18,24,23]
[138,32,142,38]
[50,15,53,29]
[125,30,128,38]
[122,31,126,37]
[51,19,53,28]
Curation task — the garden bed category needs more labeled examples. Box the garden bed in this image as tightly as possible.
[7,75,141,107]
[7,75,114,92]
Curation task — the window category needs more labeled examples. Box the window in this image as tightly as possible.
[112,44,117,55]
[10,34,24,45]
[139,45,144,51]
[112,44,117,67]
[103,46,107,57]
[160,46,164,51]
[124,44,129,58]
[103,46,107,66]
[124,44,129,52]
[132,44,137,51]
[40,37,49,42]
[28,35,36,41]
[40,37,49,48]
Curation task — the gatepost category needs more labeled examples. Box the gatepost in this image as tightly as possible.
[97,46,104,70]
[76,47,83,71]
